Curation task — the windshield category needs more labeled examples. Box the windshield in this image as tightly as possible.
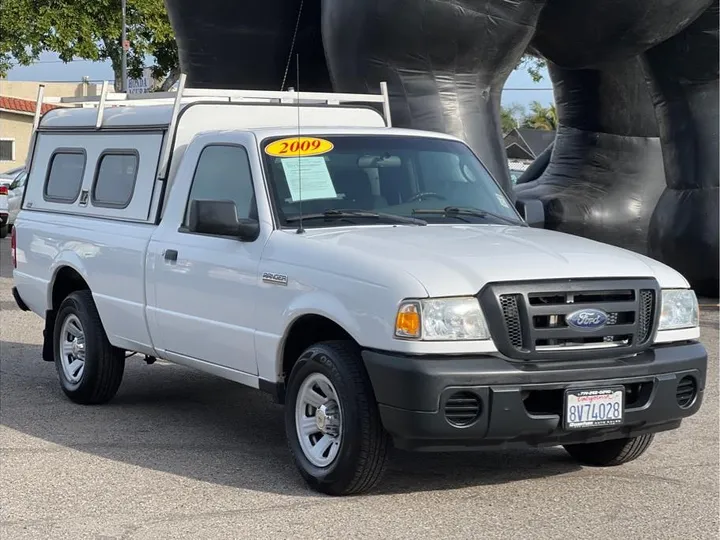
[9,171,27,190]
[260,135,523,228]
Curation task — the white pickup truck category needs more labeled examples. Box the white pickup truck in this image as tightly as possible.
[12,79,707,495]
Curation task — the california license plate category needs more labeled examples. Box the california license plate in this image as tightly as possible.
[564,387,624,430]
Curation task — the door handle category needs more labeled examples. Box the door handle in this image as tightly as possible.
[164,249,178,262]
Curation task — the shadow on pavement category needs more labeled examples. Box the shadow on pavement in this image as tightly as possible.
[0,300,19,312]
[698,316,719,331]
[0,340,582,497]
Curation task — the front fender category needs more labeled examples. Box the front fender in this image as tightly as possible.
[257,289,395,384]
[282,290,365,345]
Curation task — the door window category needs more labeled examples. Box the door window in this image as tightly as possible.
[183,144,257,227]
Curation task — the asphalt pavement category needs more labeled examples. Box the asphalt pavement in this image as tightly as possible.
[1,238,718,539]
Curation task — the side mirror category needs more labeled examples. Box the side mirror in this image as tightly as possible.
[515,198,545,228]
[188,199,260,241]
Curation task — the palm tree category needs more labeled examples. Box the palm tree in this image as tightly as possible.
[500,103,526,134]
[522,101,557,131]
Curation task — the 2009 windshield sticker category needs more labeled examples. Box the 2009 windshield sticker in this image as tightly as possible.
[265,137,334,157]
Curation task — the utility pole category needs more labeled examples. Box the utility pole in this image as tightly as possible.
[121,0,127,93]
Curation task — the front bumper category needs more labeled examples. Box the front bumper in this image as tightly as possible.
[362,342,707,451]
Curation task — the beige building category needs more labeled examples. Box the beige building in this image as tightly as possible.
[0,80,101,172]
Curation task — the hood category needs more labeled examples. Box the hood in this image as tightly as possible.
[298,224,689,297]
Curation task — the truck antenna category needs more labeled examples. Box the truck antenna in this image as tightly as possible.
[295,53,305,235]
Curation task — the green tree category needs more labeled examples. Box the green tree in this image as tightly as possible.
[0,0,178,90]
[522,101,557,130]
[516,55,547,83]
[500,103,525,134]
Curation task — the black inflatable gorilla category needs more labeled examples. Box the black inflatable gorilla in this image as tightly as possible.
[164,0,719,296]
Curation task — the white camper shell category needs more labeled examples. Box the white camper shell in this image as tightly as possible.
[26,77,392,223]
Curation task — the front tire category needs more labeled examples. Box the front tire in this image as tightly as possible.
[563,434,655,466]
[53,290,125,404]
[284,341,390,496]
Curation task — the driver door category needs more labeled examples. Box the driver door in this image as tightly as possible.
[147,143,265,376]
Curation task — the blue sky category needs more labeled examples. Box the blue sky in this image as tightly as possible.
[5,52,554,113]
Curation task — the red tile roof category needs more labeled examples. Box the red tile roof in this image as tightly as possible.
[0,96,60,115]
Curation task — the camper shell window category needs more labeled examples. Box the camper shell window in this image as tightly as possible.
[91,150,140,209]
[43,150,86,203]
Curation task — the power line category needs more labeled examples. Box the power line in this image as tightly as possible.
[15,58,104,64]
[13,79,116,83]
[12,76,553,91]
[14,60,555,90]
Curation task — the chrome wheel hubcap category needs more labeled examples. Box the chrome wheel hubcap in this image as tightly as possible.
[295,373,343,467]
[58,314,86,384]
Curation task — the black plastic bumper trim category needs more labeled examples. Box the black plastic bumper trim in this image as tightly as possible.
[361,342,707,451]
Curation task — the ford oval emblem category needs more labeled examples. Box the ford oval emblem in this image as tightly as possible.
[566,308,608,330]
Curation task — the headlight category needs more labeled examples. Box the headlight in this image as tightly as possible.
[395,297,491,341]
[658,289,699,331]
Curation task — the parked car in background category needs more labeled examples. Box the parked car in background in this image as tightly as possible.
[7,168,27,228]
[506,160,530,186]
[0,166,27,237]
[0,166,25,181]
[0,182,8,238]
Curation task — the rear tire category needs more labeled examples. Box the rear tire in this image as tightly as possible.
[53,290,125,404]
[284,340,390,496]
[563,434,655,466]
[0,224,7,239]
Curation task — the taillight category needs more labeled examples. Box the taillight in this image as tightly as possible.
[0,185,7,195]
[11,226,17,268]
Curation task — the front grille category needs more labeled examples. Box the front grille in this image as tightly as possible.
[637,290,655,344]
[500,294,523,349]
[480,279,660,361]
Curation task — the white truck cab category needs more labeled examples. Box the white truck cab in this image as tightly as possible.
[11,77,707,495]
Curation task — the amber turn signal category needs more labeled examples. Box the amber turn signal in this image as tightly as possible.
[395,302,421,338]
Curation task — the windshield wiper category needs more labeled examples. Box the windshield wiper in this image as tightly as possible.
[286,209,427,226]
[412,206,522,225]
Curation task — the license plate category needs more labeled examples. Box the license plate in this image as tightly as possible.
[564,387,624,430]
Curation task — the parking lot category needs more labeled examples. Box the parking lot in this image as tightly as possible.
[0,238,717,540]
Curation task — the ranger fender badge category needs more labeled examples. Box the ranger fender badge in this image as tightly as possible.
[263,272,288,286]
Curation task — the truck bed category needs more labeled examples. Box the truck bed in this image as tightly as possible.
[13,211,158,356]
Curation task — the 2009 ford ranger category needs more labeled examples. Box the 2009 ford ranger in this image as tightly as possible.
[11,78,707,495]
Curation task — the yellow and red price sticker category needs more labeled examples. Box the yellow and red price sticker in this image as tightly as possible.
[264,137,334,158]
